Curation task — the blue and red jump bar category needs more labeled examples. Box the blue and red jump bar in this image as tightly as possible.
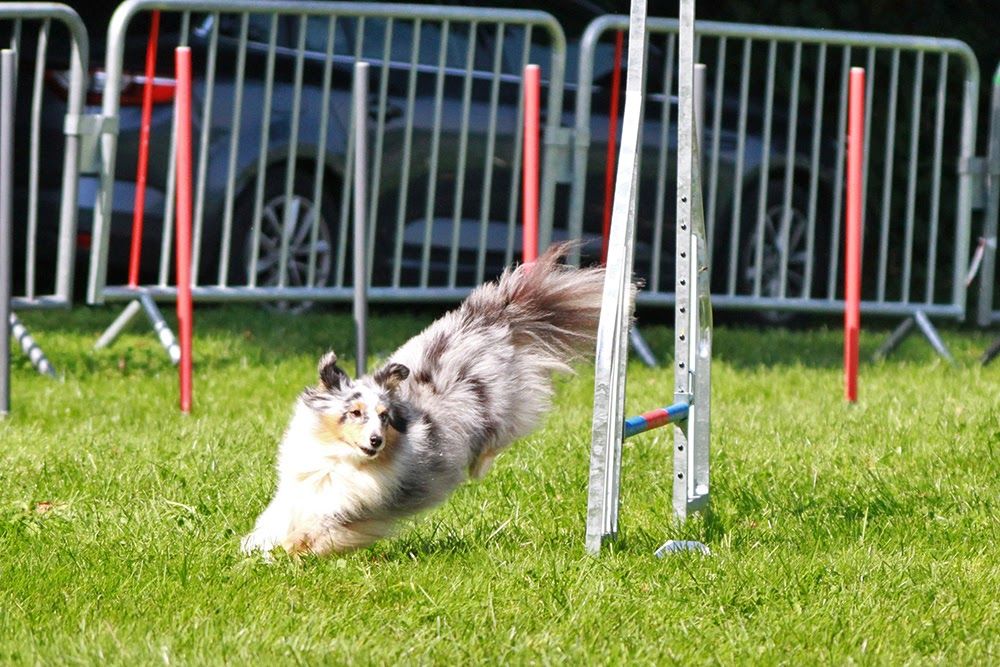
[623,401,690,438]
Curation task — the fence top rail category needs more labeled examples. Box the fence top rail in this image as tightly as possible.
[580,14,979,77]
[107,0,563,29]
[0,3,89,55]
[101,0,567,122]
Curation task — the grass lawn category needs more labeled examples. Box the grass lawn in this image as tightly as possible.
[2,305,998,664]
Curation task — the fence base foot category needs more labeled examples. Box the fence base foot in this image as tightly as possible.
[629,326,658,367]
[655,539,710,557]
[982,338,1000,365]
[95,294,181,365]
[9,313,58,378]
[872,310,955,365]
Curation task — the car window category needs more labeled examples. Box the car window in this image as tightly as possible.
[338,18,478,70]
[213,13,284,45]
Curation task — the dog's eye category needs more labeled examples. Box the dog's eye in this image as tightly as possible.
[350,409,362,418]
[379,412,388,423]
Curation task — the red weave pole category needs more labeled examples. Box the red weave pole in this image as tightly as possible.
[522,64,540,263]
[601,30,624,265]
[844,67,864,403]
[128,10,160,288]
[175,47,193,413]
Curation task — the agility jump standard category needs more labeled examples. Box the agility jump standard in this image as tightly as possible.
[586,0,712,555]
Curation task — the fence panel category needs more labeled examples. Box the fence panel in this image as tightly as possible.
[0,3,87,310]
[86,0,566,306]
[569,17,979,320]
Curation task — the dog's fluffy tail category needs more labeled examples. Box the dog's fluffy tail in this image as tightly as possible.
[459,241,617,371]
[383,242,633,473]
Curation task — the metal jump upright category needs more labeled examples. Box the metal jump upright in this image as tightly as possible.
[585,0,712,555]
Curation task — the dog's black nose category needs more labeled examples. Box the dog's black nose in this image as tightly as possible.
[369,434,383,448]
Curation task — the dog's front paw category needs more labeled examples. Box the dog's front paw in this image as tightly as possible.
[240,530,279,560]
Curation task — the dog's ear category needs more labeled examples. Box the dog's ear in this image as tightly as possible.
[373,362,409,392]
[318,351,350,391]
[387,401,411,433]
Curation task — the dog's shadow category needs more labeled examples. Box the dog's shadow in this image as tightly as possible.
[366,523,479,563]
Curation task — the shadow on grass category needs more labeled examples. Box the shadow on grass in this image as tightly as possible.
[15,302,993,375]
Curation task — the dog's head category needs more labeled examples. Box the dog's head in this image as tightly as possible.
[301,351,411,461]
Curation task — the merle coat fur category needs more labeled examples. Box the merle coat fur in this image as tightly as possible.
[241,244,616,557]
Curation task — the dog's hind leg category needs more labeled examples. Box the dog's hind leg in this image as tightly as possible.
[469,449,498,480]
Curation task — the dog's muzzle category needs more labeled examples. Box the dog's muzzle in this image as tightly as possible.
[361,434,383,457]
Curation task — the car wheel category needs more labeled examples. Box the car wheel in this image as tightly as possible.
[737,182,824,325]
[231,169,340,314]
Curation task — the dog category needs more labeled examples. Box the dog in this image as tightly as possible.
[240,243,622,558]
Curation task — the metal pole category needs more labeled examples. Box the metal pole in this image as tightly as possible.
[694,63,706,157]
[673,0,696,521]
[175,47,193,413]
[522,63,541,263]
[1,49,13,416]
[845,68,864,403]
[10,314,57,379]
[353,62,369,378]
[601,31,624,264]
[128,10,161,289]
[977,64,1000,327]
[585,0,647,555]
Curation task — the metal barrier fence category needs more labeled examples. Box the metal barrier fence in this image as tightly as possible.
[87,0,566,306]
[0,3,87,310]
[568,17,979,320]
[976,63,1000,327]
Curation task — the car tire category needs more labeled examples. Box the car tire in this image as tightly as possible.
[229,168,341,314]
[736,180,830,326]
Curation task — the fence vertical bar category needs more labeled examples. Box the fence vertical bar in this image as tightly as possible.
[650,33,676,293]
[218,13,248,287]
[1,49,13,416]
[523,63,541,263]
[803,42,826,298]
[952,64,979,317]
[447,22,476,287]
[128,10,160,289]
[706,38,725,259]
[845,68,864,403]
[175,46,193,414]
[26,20,49,301]
[157,13,190,287]
[476,23,505,282]
[876,49,900,303]
[419,21,449,287]
[925,55,948,304]
[726,38,751,295]
[276,14,306,290]
[353,62,369,377]
[977,65,1000,327]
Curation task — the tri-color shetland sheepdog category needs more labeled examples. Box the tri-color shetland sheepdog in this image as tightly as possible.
[241,243,622,558]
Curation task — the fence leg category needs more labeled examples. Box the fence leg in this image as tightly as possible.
[9,314,57,378]
[872,316,914,361]
[982,337,1000,365]
[1,49,13,416]
[93,295,181,366]
[94,299,143,350]
[629,327,658,367]
[873,311,955,365]
[142,293,182,365]
[913,311,955,364]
